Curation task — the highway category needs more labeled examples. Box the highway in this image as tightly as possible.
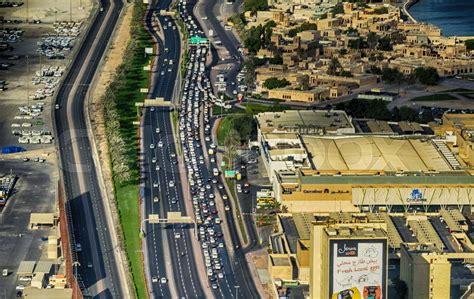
[141,0,205,298]
[175,0,259,297]
[194,0,243,96]
[53,0,128,298]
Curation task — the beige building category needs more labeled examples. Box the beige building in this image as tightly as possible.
[400,244,451,299]
[310,222,388,299]
[267,87,329,102]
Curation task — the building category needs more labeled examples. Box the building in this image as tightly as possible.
[269,210,474,299]
[272,135,473,212]
[310,224,388,299]
[256,110,355,136]
[267,87,328,103]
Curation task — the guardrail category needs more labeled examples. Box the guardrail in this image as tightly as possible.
[57,179,83,299]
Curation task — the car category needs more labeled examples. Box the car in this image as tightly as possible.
[217,272,224,279]
[169,181,175,187]
[55,104,60,109]
[156,165,160,170]
[175,233,181,239]
[76,243,82,252]
[222,195,228,200]
[211,283,218,289]
[152,276,158,283]
[224,205,230,211]
[153,197,159,203]
[150,143,155,149]
[152,157,157,163]
[153,182,158,188]
[155,128,160,133]
[15,285,25,291]
[161,277,168,284]
[158,141,163,147]
[87,262,93,268]
[2,269,8,277]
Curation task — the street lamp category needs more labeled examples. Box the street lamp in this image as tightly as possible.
[72,261,80,299]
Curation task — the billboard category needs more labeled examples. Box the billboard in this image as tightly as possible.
[329,239,387,299]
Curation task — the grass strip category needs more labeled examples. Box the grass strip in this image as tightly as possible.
[102,2,153,298]
[226,178,248,244]
[411,93,459,102]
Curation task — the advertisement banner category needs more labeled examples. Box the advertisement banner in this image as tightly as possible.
[329,239,387,299]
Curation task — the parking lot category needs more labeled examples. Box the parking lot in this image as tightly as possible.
[0,0,92,151]
[0,159,57,298]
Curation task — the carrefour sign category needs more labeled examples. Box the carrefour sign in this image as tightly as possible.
[407,189,426,202]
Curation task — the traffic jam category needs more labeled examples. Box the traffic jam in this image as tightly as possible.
[177,0,239,296]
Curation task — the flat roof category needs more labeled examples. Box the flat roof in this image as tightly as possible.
[34,260,53,274]
[17,261,35,276]
[30,213,55,225]
[302,136,451,172]
[270,255,291,267]
[23,288,73,299]
[297,172,474,185]
[256,110,354,134]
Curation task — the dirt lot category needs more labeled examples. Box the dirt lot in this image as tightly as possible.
[0,0,93,152]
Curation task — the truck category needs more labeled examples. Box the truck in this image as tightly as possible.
[208,29,214,37]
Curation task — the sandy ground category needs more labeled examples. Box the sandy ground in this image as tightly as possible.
[0,0,94,23]
[89,2,132,196]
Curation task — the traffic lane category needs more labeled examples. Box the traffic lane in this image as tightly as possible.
[197,164,238,298]
[202,143,258,298]
[152,109,204,297]
[55,0,125,293]
[143,109,171,298]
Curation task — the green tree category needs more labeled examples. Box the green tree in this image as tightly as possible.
[348,37,367,50]
[465,39,474,51]
[377,36,393,51]
[374,7,388,14]
[297,74,310,90]
[331,3,344,15]
[263,77,291,89]
[339,70,353,77]
[244,57,256,90]
[367,32,378,50]
[244,25,263,54]
[414,67,440,85]
[224,129,241,169]
[327,57,341,76]
[269,55,283,64]
[243,0,268,13]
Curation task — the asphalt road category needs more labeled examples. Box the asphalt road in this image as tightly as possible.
[194,0,243,96]
[53,0,126,297]
[177,0,260,297]
[142,1,205,298]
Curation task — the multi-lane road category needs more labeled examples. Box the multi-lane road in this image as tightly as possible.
[54,0,128,297]
[141,0,261,297]
[142,0,206,298]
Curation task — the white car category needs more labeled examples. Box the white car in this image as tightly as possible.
[174,233,181,239]
[158,141,163,147]
[155,128,160,133]
[153,197,159,203]
[152,276,158,283]
[160,277,167,284]
[169,181,175,187]
[153,182,158,188]
[152,157,157,163]
[150,143,155,149]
